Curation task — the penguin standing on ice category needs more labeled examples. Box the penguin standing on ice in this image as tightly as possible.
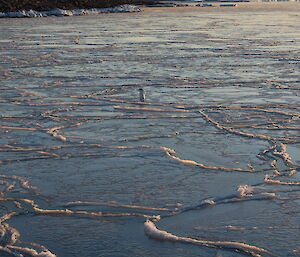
[138,88,145,102]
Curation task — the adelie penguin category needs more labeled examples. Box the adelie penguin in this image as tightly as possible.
[138,88,145,102]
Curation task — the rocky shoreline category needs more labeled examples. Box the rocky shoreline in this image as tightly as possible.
[0,0,160,18]
[0,4,142,18]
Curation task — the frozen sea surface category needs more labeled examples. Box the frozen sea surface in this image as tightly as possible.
[0,6,299,257]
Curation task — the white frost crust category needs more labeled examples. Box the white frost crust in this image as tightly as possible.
[7,246,57,257]
[37,251,57,257]
[144,220,178,241]
[236,185,254,197]
[144,220,272,256]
